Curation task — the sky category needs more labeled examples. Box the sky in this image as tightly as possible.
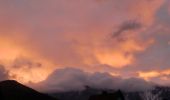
[0,0,170,91]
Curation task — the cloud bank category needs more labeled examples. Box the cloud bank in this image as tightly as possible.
[38,68,153,92]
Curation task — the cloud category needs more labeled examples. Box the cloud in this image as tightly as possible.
[38,68,153,92]
[0,0,163,68]
[7,57,51,84]
[12,57,42,69]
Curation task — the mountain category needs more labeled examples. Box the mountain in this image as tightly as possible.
[0,80,57,100]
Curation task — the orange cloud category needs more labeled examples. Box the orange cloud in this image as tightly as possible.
[0,36,55,83]
[138,69,170,81]
[93,33,154,68]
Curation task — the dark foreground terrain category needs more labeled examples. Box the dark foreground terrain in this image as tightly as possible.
[0,80,170,100]
[51,87,125,100]
[0,80,124,100]
[0,80,57,100]
[51,86,170,100]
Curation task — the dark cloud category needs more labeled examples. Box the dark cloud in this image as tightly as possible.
[38,68,153,92]
[113,20,142,41]
[0,65,9,81]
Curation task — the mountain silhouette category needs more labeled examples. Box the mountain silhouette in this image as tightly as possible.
[0,80,57,100]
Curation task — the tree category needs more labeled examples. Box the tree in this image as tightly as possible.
[140,90,162,100]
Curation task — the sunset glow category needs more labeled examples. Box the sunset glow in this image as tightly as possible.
[0,0,169,87]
